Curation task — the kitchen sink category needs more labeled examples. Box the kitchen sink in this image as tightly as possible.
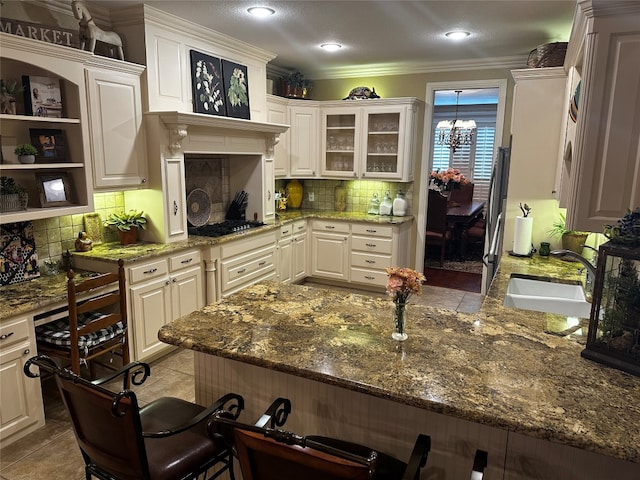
[503,274,592,318]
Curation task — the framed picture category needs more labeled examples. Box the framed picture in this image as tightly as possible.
[222,59,250,120]
[190,50,226,116]
[36,173,72,207]
[22,75,63,118]
[29,128,66,163]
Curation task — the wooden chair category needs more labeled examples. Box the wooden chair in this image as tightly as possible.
[24,354,244,480]
[463,215,487,259]
[35,259,129,379]
[426,189,453,266]
[211,403,432,480]
[449,182,475,205]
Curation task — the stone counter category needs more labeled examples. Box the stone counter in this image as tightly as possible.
[159,274,640,465]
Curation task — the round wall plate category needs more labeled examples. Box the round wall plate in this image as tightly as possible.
[186,188,212,227]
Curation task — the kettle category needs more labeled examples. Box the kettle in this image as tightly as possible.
[379,191,393,216]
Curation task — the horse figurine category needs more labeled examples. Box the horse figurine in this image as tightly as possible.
[71,0,124,60]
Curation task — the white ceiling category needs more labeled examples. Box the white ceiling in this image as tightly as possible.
[88,0,577,80]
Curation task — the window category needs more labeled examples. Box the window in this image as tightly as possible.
[431,104,497,203]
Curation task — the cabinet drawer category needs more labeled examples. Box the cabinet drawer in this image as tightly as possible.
[0,316,30,347]
[351,252,392,271]
[351,224,393,237]
[221,248,275,291]
[169,250,202,272]
[221,231,277,258]
[280,224,293,237]
[292,220,307,235]
[129,259,168,284]
[351,236,392,254]
[312,220,349,233]
[350,267,387,287]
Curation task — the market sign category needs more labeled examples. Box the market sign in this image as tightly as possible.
[0,17,79,48]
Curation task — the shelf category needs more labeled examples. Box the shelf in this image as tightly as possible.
[368,131,399,135]
[0,204,91,224]
[0,114,80,124]
[0,163,83,170]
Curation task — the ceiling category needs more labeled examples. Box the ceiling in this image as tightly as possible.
[88,0,577,80]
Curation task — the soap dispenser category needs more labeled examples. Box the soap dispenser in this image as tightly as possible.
[368,193,380,215]
[392,191,407,216]
[379,191,393,216]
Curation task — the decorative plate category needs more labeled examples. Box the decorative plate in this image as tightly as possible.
[83,213,103,245]
[186,188,212,227]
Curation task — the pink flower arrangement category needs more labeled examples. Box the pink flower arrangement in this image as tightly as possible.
[430,168,469,191]
[385,266,426,303]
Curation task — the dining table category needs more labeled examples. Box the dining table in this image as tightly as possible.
[446,200,485,259]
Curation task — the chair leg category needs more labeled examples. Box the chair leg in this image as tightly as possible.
[439,242,445,266]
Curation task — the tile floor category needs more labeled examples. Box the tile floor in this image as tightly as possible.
[0,283,482,480]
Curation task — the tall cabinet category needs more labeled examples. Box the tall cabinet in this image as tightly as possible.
[564,0,640,232]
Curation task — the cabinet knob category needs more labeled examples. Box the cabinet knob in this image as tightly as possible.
[172,278,177,283]
[353,172,357,177]
[362,172,366,177]
[173,200,178,216]
[23,348,30,355]
[0,332,14,341]
[165,280,171,286]
[141,178,147,184]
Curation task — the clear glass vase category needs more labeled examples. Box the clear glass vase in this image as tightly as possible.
[392,301,408,341]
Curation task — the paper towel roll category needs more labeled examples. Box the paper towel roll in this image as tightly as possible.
[513,216,533,255]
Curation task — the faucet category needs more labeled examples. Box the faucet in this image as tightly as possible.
[550,248,598,301]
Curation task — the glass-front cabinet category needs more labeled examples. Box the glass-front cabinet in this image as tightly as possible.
[320,99,422,181]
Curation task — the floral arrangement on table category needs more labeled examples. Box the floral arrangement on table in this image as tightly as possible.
[386,266,426,341]
[429,168,469,192]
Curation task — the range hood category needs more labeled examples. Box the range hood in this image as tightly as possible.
[147,111,289,155]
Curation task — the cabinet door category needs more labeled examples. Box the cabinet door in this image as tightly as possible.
[362,107,406,180]
[311,231,349,280]
[164,157,187,241]
[289,105,319,177]
[266,96,290,177]
[86,69,147,188]
[130,278,172,361]
[321,108,360,178]
[170,266,204,320]
[0,340,42,446]
[278,238,293,284]
[292,232,308,282]
[263,157,276,221]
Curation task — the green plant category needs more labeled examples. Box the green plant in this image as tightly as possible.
[548,211,586,238]
[104,210,147,232]
[281,71,312,89]
[0,176,25,194]
[14,144,38,156]
[0,79,23,98]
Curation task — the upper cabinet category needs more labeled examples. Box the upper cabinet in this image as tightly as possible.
[0,34,94,224]
[564,0,640,231]
[320,98,423,182]
[85,65,148,189]
[288,102,321,178]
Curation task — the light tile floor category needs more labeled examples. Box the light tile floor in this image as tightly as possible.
[0,284,481,480]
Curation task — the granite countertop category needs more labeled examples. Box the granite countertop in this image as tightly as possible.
[159,255,640,464]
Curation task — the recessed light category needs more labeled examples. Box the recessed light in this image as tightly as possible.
[321,43,342,52]
[445,31,471,40]
[247,6,275,17]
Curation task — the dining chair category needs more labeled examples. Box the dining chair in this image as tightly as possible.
[24,354,244,480]
[426,189,453,266]
[35,259,129,379]
[449,182,474,205]
[211,404,432,480]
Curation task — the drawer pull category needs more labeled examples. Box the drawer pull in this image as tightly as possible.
[258,261,266,267]
[366,229,377,233]
[0,332,14,340]
[297,226,304,231]
[173,200,178,216]
[144,268,158,274]
[364,275,375,280]
[23,348,30,355]
[237,268,246,274]
[181,258,193,264]
[282,230,290,235]
[365,259,376,264]
[366,243,377,248]
[325,225,335,229]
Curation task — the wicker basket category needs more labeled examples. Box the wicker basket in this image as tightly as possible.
[527,42,568,68]
[0,192,28,212]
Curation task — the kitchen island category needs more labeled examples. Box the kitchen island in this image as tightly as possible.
[159,259,640,479]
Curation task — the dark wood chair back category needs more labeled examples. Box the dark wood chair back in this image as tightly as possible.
[449,182,474,205]
[426,189,449,234]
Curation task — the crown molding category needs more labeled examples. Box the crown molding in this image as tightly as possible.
[511,67,567,82]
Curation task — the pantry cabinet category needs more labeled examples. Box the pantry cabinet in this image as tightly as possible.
[0,314,44,448]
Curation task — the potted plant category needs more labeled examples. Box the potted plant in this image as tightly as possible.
[279,71,312,99]
[0,176,28,212]
[548,211,589,254]
[0,79,23,115]
[104,210,147,245]
[14,144,38,164]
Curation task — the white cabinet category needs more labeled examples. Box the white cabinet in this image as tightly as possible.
[277,220,308,284]
[321,99,422,181]
[219,230,277,297]
[288,102,320,177]
[0,34,94,224]
[0,315,44,448]
[164,157,188,241]
[85,66,147,189]
[311,220,350,281]
[564,2,640,232]
[266,95,290,177]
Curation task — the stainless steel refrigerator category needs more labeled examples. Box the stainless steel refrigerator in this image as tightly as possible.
[482,144,511,294]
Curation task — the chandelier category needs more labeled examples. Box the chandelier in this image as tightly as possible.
[436,90,476,153]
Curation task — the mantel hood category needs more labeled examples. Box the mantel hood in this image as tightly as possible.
[146,111,289,155]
